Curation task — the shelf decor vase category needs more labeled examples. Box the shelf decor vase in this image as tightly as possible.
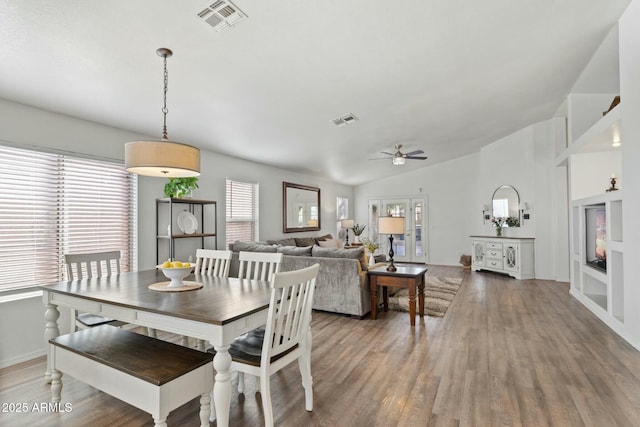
[495,227,502,237]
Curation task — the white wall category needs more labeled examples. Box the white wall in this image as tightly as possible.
[0,97,351,367]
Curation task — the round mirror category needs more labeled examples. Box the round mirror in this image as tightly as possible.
[492,185,520,227]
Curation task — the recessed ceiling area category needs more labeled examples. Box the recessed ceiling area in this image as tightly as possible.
[0,0,630,185]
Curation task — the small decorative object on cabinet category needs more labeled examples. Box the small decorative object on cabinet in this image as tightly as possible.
[156,198,217,264]
[470,236,534,280]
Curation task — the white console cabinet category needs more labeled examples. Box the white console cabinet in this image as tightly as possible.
[470,236,535,280]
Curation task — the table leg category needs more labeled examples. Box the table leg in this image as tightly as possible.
[383,286,389,312]
[370,276,378,320]
[418,278,425,317]
[211,345,232,426]
[408,281,416,327]
[44,302,60,383]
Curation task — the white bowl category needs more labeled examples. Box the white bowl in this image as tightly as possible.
[158,266,192,288]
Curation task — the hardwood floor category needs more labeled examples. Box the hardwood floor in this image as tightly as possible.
[3,265,640,426]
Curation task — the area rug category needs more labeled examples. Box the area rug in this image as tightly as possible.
[387,277,462,317]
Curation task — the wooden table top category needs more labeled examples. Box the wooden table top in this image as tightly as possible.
[39,269,272,326]
[367,264,429,278]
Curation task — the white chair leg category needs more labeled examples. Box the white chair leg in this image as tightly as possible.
[298,356,314,411]
[51,370,62,403]
[147,328,157,338]
[237,372,245,393]
[260,374,274,427]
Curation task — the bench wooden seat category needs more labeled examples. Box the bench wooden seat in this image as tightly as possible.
[49,325,213,427]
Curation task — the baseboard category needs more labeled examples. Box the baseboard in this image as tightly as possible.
[0,348,46,369]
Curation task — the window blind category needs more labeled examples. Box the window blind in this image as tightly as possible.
[226,179,259,248]
[0,144,136,291]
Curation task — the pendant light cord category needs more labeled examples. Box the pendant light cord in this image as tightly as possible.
[161,54,169,141]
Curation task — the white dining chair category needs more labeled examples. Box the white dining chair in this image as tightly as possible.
[235,251,284,390]
[64,251,127,331]
[194,248,232,277]
[211,263,319,427]
[238,251,283,281]
[186,249,233,350]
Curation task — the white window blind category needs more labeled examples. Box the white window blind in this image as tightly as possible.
[0,144,136,291]
[226,179,259,248]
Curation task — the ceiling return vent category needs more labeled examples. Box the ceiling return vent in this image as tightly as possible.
[332,113,359,127]
[197,0,247,32]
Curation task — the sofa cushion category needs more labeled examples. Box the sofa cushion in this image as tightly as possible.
[294,237,317,247]
[315,234,333,243]
[276,245,312,256]
[266,238,296,246]
[231,241,277,253]
[311,246,368,270]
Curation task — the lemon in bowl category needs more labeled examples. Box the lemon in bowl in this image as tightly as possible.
[157,260,193,288]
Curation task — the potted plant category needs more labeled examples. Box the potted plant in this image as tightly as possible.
[164,177,199,199]
[352,224,366,244]
[361,237,380,267]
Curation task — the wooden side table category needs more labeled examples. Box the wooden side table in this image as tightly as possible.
[368,264,429,326]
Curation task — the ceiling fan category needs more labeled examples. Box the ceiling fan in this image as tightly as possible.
[370,144,428,165]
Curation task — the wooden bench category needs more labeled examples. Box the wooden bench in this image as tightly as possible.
[49,325,213,427]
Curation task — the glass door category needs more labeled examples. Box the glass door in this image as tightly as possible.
[375,198,426,263]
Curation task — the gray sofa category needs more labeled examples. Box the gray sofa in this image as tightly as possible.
[228,240,385,318]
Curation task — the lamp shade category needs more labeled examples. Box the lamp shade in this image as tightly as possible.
[125,140,200,177]
[378,216,405,234]
[340,219,355,229]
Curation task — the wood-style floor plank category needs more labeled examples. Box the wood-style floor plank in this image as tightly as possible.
[2,265,640,426]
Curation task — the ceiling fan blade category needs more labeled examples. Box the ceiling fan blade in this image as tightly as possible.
[404,149,425,156]
[380,151,395,156]
[368,157,392,160]
[406,156,428,160]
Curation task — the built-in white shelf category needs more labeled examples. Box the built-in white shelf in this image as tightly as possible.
[556,104,622,166]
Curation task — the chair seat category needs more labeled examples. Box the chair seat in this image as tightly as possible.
[76,313,126,328]
[207,328,298,367]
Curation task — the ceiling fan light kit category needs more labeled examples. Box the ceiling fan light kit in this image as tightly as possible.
[125,48,201,178]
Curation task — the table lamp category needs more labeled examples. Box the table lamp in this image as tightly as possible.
[340,219,354,245]
[378,216,405,271]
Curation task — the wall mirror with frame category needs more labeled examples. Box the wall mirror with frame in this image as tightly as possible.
[283,182,321,233]
[492,185,520,226]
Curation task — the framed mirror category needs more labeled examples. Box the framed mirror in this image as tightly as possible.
[492,185,520,226]
[283,182,321,233]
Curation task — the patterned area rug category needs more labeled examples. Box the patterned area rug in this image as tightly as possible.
[387,277,462,317]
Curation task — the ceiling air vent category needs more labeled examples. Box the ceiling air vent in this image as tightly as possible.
[197,0,247,32]
[332,113,359,127]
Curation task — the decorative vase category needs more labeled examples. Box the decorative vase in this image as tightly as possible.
[496,226,502,237]
[368,253,376,267]
[354,235,360,244]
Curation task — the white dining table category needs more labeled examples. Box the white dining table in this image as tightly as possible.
[39,269,272,427]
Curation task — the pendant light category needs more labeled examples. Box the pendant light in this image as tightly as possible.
[125,48,200,177]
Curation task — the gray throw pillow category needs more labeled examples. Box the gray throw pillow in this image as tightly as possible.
[294,237,317,247]
[232,241,277,253]
[266,238,296,246]
[276,245,312,256]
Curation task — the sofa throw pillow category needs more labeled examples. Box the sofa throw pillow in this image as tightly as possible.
[276,245,312,256]
[294,237,317,247]
[311,246,368,270]
[266,238,296,246]
[318,239,344,249]
[315,234,334,243]
[232,241,277,253]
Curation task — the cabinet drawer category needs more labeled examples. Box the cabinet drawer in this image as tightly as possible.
[486,242,502,250]
[486,249,503,259]
[486,259,503,269]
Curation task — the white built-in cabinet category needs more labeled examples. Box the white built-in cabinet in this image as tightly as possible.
[470,236,535,280]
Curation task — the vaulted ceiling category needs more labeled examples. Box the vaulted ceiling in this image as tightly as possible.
[0,0,630,185]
